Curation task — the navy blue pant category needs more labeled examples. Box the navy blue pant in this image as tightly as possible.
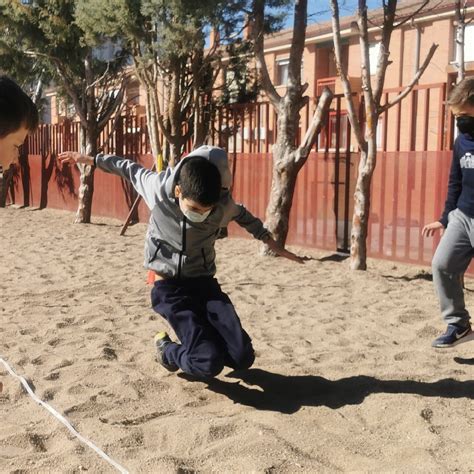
[151,277,255,378]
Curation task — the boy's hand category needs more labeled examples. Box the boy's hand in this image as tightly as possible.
[58,151,94,167]
[263,236,307,264]
[422,221,444,237]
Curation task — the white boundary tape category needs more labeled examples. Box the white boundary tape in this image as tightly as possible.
[0,356,130,474]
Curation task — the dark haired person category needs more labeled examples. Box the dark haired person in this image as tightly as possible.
[0,76,38,173]
[58,146,304,378]
[422,77,474,348]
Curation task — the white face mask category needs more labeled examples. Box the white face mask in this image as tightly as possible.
[179,199,212,223]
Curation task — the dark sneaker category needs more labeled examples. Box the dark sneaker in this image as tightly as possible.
[432,324,474,348]
[154,331,179,372]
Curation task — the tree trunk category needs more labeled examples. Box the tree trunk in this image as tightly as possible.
[0,169,12,208]
[263,86,332,250]
[350,136,377,270]
[264,152,299,247]
[193,92,207,148]
[167,64,182,167]
[145,86,162,160]
[455,0,465,83]
[74,127,97,224]
[263,97,302,246]
[191,47,211,149]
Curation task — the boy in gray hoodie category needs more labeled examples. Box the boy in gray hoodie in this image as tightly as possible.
[59,146,303,378]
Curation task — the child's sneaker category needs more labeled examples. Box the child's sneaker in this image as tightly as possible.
[154,331,179,372]
[431,324,474,348]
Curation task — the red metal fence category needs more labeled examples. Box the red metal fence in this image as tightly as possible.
[6,82,455,268]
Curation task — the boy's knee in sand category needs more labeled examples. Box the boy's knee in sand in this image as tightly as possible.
[226,345,255,371]
[181,344,225,378]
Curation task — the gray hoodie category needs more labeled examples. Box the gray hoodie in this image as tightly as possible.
[95,145,270,279]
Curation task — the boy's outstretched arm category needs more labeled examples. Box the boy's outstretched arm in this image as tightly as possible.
[58,151,163,210]
[58,151,93,167]
[231,202,306,264]
[261,234,307,264]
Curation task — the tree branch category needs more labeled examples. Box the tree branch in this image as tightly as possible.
[379,42,438,113]
[395,0,430,28]
[297,87,333,159]
[287,0,307,92]
[251,0,281,109]
[330,0,365,149]
[97,78,127,132]
[373,0,396,106]
[86,61,111,91]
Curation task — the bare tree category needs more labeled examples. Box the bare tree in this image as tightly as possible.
[77,0,249,168]
[25,56,126,223]
[1,1,128,223]
[250,0,333,250]
[330,0,438,270]
[454,0,473,83]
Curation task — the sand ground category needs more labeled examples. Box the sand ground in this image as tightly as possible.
[0,207,473,473]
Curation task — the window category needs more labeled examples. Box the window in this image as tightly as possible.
[276,59,289,85]
[369,42,381,76]
[42,96,52,124]
[57,98,76,119]
[276,59,305,86]
[455,24,474,63]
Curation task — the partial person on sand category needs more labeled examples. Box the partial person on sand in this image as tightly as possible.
[59,146,304,378]
[0,76,39,173]
[422,77,474,348]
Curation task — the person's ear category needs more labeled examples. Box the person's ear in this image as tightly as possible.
[174,185,181,199]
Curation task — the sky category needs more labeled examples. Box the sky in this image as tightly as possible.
[283,0,385,27]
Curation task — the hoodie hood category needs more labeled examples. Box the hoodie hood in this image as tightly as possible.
[165,145,232,200]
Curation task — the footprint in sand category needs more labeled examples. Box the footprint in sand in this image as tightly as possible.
[398,310,430,324]
[117,431,145,448]
[52,359,73,370]
[18,328,34,336]
[416,325,438,338]
[420,408,442,435]
[343,352,367,363]
[56,317,75,329]
[47,338,61,347]
[98,304,114,315]
[44,371,60,381]
[31,356,43,366]
[101,346,118,360]
[183,398,210,408]
[111,410,172,426]
[208,423,236,441]
[393,351,410,361]
[42,388,56,401]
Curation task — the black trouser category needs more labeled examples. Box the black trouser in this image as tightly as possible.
[151,276,255,378]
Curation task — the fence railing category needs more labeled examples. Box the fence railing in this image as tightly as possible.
[6,82,457,269]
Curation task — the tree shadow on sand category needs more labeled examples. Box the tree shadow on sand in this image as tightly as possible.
[317,253,349,263]
[381,271,432,282]
[180,369,473,414]
[454,357,474,365]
